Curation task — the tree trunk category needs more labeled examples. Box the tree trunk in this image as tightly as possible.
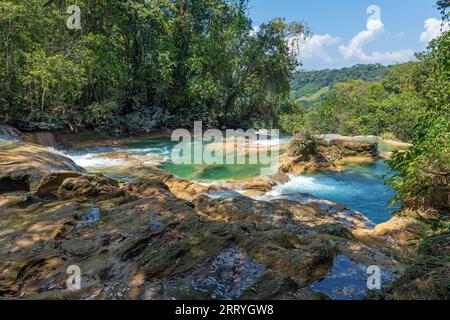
[41,85,46,113]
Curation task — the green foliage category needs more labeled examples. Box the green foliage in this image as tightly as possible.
[437,0,450,21]
[288,61,427,142]
[388,31,450,212]
[0,0,307,132]
[279,103,306,135]
[290,63,391,101]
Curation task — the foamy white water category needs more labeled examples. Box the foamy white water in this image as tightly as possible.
[267,175,337,197]
[68,153,128,168]
[250,136,291,147]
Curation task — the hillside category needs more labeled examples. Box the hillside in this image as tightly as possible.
[291,64,392,102]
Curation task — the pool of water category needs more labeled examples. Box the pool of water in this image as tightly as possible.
[62,135,402,224]
[310,255,395,300]
[267,161,399,224]
[64,136,286,181]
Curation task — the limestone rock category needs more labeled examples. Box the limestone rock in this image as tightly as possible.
[285,133,317,160]
[0,144,416,301]
[0,142,84,194]
[58,174,121,199]
[385,262,450,300]
[280,134,379,174]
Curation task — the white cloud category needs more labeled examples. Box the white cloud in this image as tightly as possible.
[339,18,384,60]
[297,34,340,62]
[339,18,414,63]
[420,18,450,44]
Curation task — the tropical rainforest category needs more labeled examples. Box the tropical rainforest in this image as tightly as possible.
[0,0,306,131]
[0,0,449,301]
[1,0,449,248]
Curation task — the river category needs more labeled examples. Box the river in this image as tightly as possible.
[61,135,401,225]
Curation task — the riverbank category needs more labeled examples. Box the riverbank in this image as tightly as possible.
[0,140,424,300]
[1,126,447,300]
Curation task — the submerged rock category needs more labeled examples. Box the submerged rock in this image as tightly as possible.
[141,246,265,300]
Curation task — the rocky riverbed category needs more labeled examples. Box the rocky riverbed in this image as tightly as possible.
[0,128,447,300]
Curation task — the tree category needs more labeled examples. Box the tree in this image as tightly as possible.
[388,31,450,213]
[0,0,308,132]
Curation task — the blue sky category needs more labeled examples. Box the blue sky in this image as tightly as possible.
[248,0,448,70]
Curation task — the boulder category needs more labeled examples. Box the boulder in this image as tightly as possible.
[318,139,378,159]
[285,133,316,160]
[58,174,121,199]
[280,134,379,174]
[385,262,450,300]
[0,142,84,194]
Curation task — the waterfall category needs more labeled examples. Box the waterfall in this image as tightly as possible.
[0,125,24,142]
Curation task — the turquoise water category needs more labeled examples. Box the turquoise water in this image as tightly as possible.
[64,136,401,224]
[267,160,399,224]
[125,137,284,181]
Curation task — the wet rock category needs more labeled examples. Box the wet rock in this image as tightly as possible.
[291,288,331,300]
[207,190,245,199]
[271,197,372,231]
[0,142,413,300]
[240,270,300,300]
[270,170,290,184]
[148,220,165,230]
[224,176,278,195]
[79,206,101,225]
[144,247,265,300]
[93,152,143,167]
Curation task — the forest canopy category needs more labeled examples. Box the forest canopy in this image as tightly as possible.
[290,64,391,102]
[0,0,306,132]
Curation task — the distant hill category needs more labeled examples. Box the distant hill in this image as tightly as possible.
[290,64,392,103]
